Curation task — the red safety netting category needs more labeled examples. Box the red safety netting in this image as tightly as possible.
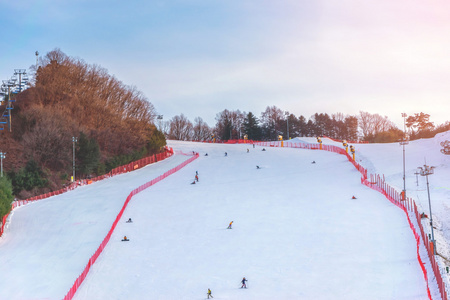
[62,152,199,300]
[0,147,174,238]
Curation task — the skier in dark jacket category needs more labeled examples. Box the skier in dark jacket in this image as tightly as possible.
[241,277,248,288]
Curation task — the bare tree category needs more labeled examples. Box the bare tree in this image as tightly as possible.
[168,114,193,140]
[192,117,212,141]
[260,106,284,140]
[358,111,398,141]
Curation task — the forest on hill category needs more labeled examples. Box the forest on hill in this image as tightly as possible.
[0,49,166,203]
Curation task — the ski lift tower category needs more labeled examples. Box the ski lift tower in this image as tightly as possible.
[14,69,29,92]
[1,78,17,132]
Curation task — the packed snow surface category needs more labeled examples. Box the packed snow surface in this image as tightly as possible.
[2,135,450,299]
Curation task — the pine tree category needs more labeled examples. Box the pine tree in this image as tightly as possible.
[243,112,261,140]
[76,132,100,177]
[0,176,14,220]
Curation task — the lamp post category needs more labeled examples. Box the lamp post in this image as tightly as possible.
[35,51,39,69]
[285,111,290,140]
[157,115,163,131]
[399,113,408,200]
[0,152,5,177]
[418,164,436,254]
[414,171,420,187]
[72,137,77,182]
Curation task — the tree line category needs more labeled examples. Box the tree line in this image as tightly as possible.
[163,107,450,143]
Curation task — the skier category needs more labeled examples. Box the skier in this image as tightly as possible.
[312,161,316,164]
[241,277,248,288]
[207,288,213,298]
[195,174,199,182]
[205,153,208,156]
[122,236,129,241]
[225,152,228,156]
[352,195,357,199]
[256,165,260,169]
[262,148,266,151]
[126,218,132,223]
[227,221,233,229]
[247,149,249,153]
[253,144,255,148]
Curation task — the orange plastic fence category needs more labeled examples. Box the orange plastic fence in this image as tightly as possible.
[62,152,199,300]
[0,147,174,238]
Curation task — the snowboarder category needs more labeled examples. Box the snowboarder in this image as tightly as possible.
[126,218,132,223]
[207,288,213,298]
[122,236,129,241]
[241,277,248,288]
[227,221,233,229]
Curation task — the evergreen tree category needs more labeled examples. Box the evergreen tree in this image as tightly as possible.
[406,112,435,139]
[147,129,167,153]
[76,132,100,177]
[0,176,14,220]
[243,112,262,140]
[8,160,48,195]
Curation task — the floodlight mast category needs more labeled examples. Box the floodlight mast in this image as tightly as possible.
[418,164,436,255]
[399,113,408,200]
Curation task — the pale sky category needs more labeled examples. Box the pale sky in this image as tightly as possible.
[1,0,450,128]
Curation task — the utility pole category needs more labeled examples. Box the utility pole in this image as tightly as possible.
[399,113,408,200]
[72,137,78,182]
[285,111,290,140]
[418,163,436,254]
[0,152,5,177]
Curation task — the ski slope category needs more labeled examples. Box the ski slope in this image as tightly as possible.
[1,138,445,299]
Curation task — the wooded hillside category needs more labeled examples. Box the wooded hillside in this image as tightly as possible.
[1,49,165,198]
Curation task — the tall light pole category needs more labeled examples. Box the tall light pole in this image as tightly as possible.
[285,111,290,140]
[72,137,77,182]
[400,113,408,200]
[418,164,436,254]
[0,152,5,177]
[35,51,39,69]
[157,115,163,131]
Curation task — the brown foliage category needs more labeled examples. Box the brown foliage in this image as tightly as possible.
[10,48,159,172]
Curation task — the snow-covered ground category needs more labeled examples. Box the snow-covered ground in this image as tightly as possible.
[1,134,450,300]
